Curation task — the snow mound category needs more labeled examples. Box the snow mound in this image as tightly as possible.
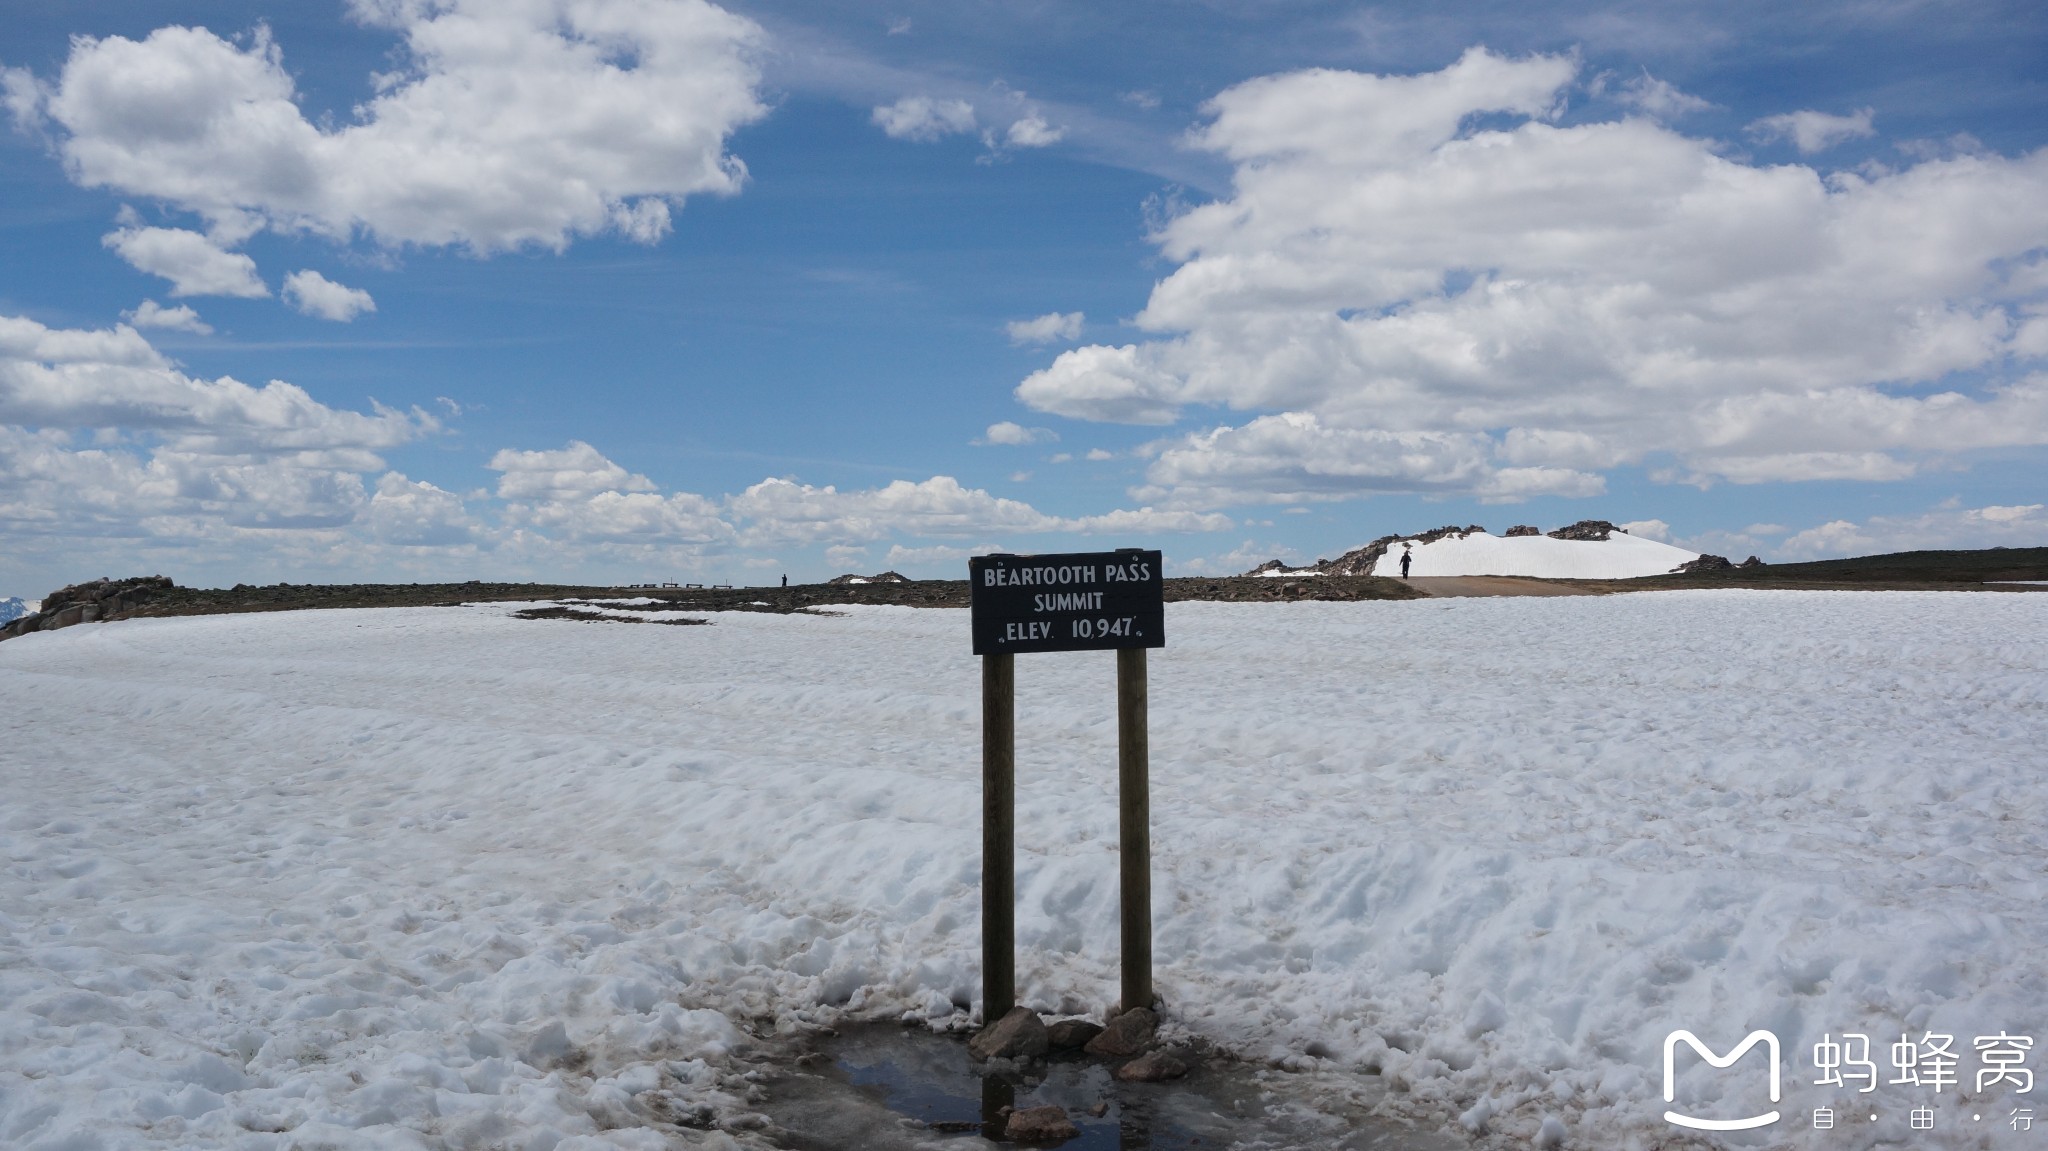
[1373,530,1698,578]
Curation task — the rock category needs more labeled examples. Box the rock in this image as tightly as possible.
[1546,519,1617,542]
[1504,525,1540,537]
[1004,1104,1079,1143]
[1738,555,1766,568]
[1046,1018,1104,1050]
[1086,1101,1109,1117]
[1112,1048,1191,1082]
[1672,554,1734,573]
[968,1006,1049,1061]
[1083,1006,1156,1057]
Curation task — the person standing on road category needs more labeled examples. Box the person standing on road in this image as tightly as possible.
[1399,546,1412,579]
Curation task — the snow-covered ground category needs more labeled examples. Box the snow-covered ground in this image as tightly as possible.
[3,593,2045,1150]
[1371,532,1700,579]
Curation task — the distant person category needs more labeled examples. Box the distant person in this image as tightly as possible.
[1399,546,1412,579]
[781,574,788,588]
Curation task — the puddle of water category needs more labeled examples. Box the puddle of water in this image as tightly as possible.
[758,1023,1471,1151]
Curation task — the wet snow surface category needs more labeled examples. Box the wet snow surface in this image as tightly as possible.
[3,592,2045,1150]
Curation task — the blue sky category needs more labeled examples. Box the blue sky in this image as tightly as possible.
[3,0,2045,595]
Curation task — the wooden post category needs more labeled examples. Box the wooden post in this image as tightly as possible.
[982,652,1015,1022]
[1117,646,1153,1011]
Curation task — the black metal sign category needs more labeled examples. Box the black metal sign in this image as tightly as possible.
[969,549,1165,655]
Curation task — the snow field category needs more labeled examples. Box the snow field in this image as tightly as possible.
[1368,531,1701,578]
[2,592,2045,1149]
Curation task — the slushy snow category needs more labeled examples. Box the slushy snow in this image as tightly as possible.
[4,592,2045,1149]
[1371,530,1701,578]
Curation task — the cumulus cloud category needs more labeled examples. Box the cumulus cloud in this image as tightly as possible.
[103,227,267,297]
[1617,518,1672,542]
[0,312,428,454]
[489,442,729,544]
[22,1,766,253]
[0,312,442,558]
[1005,114,1065,148]
[282,270,376,322]
[1014,48,2048,507]
[979,421,1056,445]
[729,474,1227,546]
[1005,311,1084,345]
[1778,502,2046,559]
[1749,108,1877,154]
[123,299,211,334]
[871,95,977,141]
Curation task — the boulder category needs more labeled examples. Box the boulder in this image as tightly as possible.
[1112,1048,1191,1082]
[968,1006,1049,1061]
[1046,1019,1104,1050]
[1004,1104,1079,1143]
[1672,554,1734,574]
[1504,525,1540,537]
[1083,1006,1156,1057]
[1738,555,1766,568]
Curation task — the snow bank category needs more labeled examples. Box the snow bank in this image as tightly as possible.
[3,593,2045,1149]
[1371,530,1699,579]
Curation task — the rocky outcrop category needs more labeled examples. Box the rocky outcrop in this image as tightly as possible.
[0,576,174,643]
[1249,525,1487,579]
[825,571,909,585]
[1738,555,1766,568]
[1504,525,1540,537]
[1672,554,1734,573]
[1546,520,1620,542]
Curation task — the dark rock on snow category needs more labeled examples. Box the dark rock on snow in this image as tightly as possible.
[1546,519,1619,541]
[1673,554,1735,573]
[1504,525,1541,537]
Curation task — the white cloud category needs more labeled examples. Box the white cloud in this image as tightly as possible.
[488,442,729,545]
[729,474,1228,546]
[27,2,766,254]
[0,312,428,454]
[1617,518,1671,542]
[881,542,1004,570]
[871,95,977,141]
[1613,71,1712,119]
[1014,48,2048,507]
[0,312,447,561]
[282,270,376,322]
[979,420,1056,445]
[103,227,267,297]
[361,471,477,546]
[1005,114,1065,148]
[1005,310,1084,345]
[122,299,211,334]
[1085,448,1115,461]
[1749,108,1877,154]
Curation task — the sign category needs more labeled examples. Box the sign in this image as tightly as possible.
[969,549,1165,655]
